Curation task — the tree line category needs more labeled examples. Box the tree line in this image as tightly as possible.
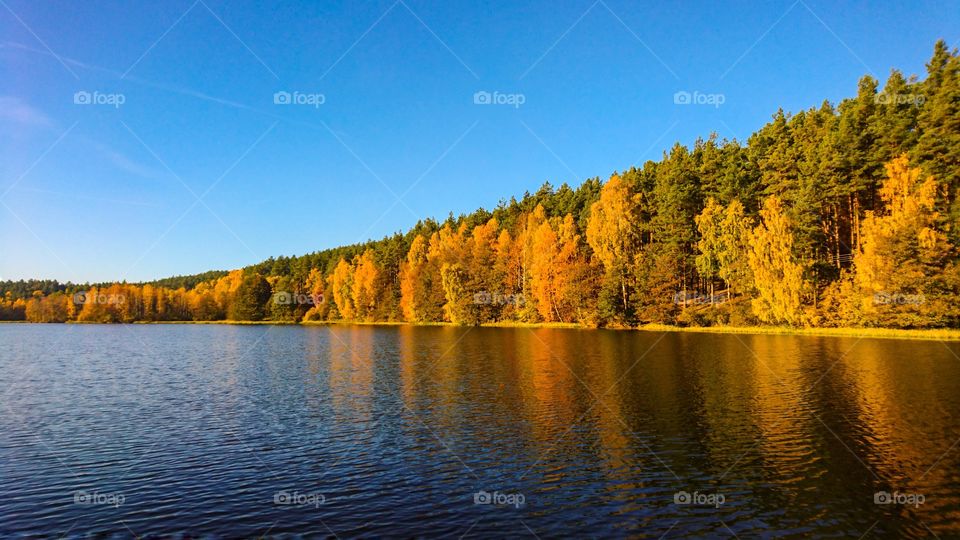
[2,42,958,328]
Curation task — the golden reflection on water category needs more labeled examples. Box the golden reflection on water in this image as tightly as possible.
[520,329,582,449]
[843,339,956,489]
[743,336,813,488]
[312,326,960,532]
[326,326,374,422]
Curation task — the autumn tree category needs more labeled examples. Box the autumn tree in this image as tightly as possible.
[329,258,355,320]
[400,234,444,322]
[24,293,71,323]
[854,156,956,326]
[439,263,474,325]
[696,198,754,298]
[352,250,379,321]
[429,224,475,323]
[586,174,643,322]
[748,196,807,325]
[302,267,329,321]
[695,198,724,299]
[529,219,561,321]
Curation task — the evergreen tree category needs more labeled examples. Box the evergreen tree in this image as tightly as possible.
[230,273,271,321]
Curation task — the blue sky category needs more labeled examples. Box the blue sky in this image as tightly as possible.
[1,0,957,283]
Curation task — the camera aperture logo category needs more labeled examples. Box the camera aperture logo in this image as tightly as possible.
[673,290,729,305]
[674,490,725,508]
[472,291,524,306]
[874,93,925,105]
[73,91,125,108]
[272,291,324,306]
[473,490,525,509]
[673,90,725,108]
[73,490,125,508]
[873,291,925,305]
[72,291,125,305]
[274,91,326,108]
[274,490,326,508]
[875,490,925,508]
[473,91,525,108]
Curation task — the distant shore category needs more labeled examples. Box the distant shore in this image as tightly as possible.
[5,319,960,341]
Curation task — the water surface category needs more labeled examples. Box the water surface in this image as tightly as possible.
[1,324,959,537]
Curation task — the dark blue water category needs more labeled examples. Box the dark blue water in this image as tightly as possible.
[1,324,959,538]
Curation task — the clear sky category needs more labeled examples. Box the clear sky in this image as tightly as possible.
[1,0,957,283]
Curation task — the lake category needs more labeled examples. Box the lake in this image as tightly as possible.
[1,324,959,537]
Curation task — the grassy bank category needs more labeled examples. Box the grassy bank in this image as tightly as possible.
[301,319,581,329]
[637,323,960,341]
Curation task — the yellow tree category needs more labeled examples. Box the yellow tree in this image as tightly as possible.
[527,213,592,323]
[77,287,110,322]
[514,205,550,321]
[187,282,220,320]
[329,258,355,320]
[469,218,501,321]
[854,156,954,325]
[439,263,472,324]
[24,293,71,322]
[352,250,379,321]
[695,198,724,298]
[494,228,520,320]
[586,174,643,315]
[213,270,244,318]
[400,235,433,322]
[718,200,754,296]
[555,213,595,322]
[301,267,328,321]
[141,284,157,320]
[428,224,471,322]
[748,196,806,325]
[529,220,561,321]
[696,198,754,298]
[470,219,498,286]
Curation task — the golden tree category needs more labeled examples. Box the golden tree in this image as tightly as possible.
[529,220,561,321]
[854,156,954,325]
[399,234,428,321]
[586,174,643,314]
[352,250,379,321]
[329,258,355,320]
[748,196,806,325]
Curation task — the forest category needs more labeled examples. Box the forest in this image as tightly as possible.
[2,42,958,329]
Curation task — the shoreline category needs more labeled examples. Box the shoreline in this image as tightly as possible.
[4,319,960,341]
[634,323,960,342]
